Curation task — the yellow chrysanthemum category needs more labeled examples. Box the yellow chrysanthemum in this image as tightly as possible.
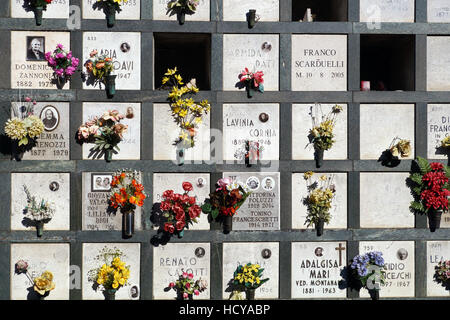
[4,118,27,140]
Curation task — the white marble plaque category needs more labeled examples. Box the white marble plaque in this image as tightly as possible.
[223,172,280,231]
[428,0,450,22]
[82,0,140,20]
[292,173,347,230]
[359,241,415,298]
[222,242,279,299]
[360,0,415,23]
[11,243,70,300]
[82,103,141,160]
[83,32,141,90]
[223,34,279,91]
[291,242,347,299]
[11,173,70,231]
[11,31,70,89]
[223,0,279,21]
[153,0,210,21]
[10,102,70,160]
[427,37,450,91]
[153,173,211,230]
[360,104,415,160]
[153,243,210,299]
[292,104,348,160]
[11,0,70,18]
[223,104,279,161]
[82,172,143,231]
[82,243,141,300]
[153,104,210,161]
[360,173,414,228]
[291,35,347,91]
[427,241,450,296]
[427,104,450,160]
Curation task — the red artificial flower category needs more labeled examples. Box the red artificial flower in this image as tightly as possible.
[182,182,193,192]
[175,220,185,231]
[431,162,444,172]
[164,223,175,234]
[163,190,174,200]
[188,196,196,205]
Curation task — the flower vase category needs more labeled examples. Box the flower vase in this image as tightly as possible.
[177,291,193,300]
[105,75,117,99]
[36,221,44,237]
[177,12,186,25]
[176,146,185,166]
[122,210,135,237]
[11,140,24,161]
[34,7,44,26]
[245,81,254,98]
[104,148,114,162]
[56,76,66,90]
[105,5,116,28]
[247,9,257,28]
[314,148,324,168]
[245,288,256,300]
[429,209,443,232]
[177,229,184,238]
[315,219,324,237]
[104,289,117,300]
[368,289,380,301]
[223,215,233,234]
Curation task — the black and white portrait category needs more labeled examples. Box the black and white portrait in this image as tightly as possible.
[259,112,269,123]
[196,177,205,188]
[261,249,272,259]
[262,177,275,191]
[26,36,46,61]
[129,285,139,299]
[314,247,324,257]
[120,42,131,53]
[246,176,260,190]
[91,174,113,192]
[195,247,206,258]
[261,41,272,52]
[397,248,408,261]
[40,105,60,132]
[49,181,60,192]
[126,106,134,119]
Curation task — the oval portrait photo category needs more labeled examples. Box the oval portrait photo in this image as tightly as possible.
[40,105,60,132]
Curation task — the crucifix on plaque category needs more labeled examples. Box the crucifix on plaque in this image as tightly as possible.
[335,243,345,266]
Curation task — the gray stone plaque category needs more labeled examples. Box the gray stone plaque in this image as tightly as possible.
[428,0,450,23]
[427,241,450,296]
[153,0,210,21]
[427,104,450,160]
[360,0,415,22]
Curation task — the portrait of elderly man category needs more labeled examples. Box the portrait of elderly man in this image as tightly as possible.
[26,37,46,61]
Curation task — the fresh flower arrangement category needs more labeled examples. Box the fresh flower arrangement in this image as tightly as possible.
[201,178,251,233]
[44,44,79,89]
[159,182,202,238]
[238,68,264,98]
[302,171,336,236]
[15,260,55,299]
[95,0,128,27]
[233,263,269,300]
[441,136,450,149]
[166,0,200,24]
[76,110,128,162]
[350,252,386,300]
[84,50,116,97]
[167,272,208,300]
[87,246,131,300]
[389,137,411,158]
[25,0,53,25]
[23,185,55,237]
[161,67,210,151]
[435,260,450,288]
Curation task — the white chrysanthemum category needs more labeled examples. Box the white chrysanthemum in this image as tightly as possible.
[4,118,27,140]
[26,116,44,138]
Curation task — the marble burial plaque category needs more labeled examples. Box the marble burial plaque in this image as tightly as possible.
[11,31,70,89]
[82,103,141,160]
[82,243,141,300]
[82,0,140,20]
[427,104,450,160]
[291,242,347,299]
[11,243,70,300]
[222,242,279,299]
[223,172,280,231]
[11,173,70,231]
[292,104,348,160]
[153,104,210,161]
[359,241,415,298]
[292,173,347,230]
[82,172,143,231]
[360,173,414,228]
[427,241,450,296]
[11,0,70,18]
[10,102,70,160]
[223,0,279,21]
[153,173,211,230]
[223,104,279,161]
[428,0,450,23]
[83,32,141,90]
[291,35,347,91]
[153,0,210,21]
[427,37,450,91]
[153,243,210,299]
[360,0,415,23]
[223,34,279,91]
[360,104,415,160]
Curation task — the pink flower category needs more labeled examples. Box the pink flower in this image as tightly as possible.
[185,282,190,289]
[182,272,188,278]
[216,178,232,191]
[67,51,72,60]
[56,53,65,59]
[55,68,64,76]
[71,57,79,68]
[169,282,175,288]
[194,290,199,296]
[90,50,98,57]
[24,97,31,102]
[45,52,52,61]
[183,292,188,299]
[88,125,99,135]
[188,273,194,279]
[65,66,76,76]
[56,44,64,50]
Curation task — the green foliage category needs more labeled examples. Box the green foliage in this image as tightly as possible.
[417,156,432,174]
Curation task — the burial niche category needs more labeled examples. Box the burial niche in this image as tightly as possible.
[292,0,348,22]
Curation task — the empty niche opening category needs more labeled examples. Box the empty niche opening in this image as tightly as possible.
[292,0,348,22]
[360,35,415,91]
[154,33,211,90]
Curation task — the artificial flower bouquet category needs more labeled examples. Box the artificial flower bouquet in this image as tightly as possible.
[166,0,200,24]
[201,178,251,234]
[159,182,202,239]
[109,170,146,237]
[23,184,55,237]
[45,44,79,89]
[441,136,450,150]
[15,260,55,300]
[232,263,269,300]
[409,157,450,232]
[302,171,336,236]
[350,251,386,300]
[389,138,411,158]
[435,260,450,289]
[25,0,53,25]
[308,104,343,168]
[95,0,129,27]
[76,110,128,162]
[84,50,116,98]
[5,97,44,161]
[87,247,131,300]
[167,272,208,300]
[238,67,264,98]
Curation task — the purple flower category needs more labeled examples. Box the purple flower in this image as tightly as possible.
[56,53,65,59]
[48,58,57,67]
[67,51,72,60]
[55,68,64,76]
[45,52,52,61]
[56,44,64,50]
[65,66,76,76]
[71,57,79,68]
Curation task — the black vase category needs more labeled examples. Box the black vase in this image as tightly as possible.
[429,209,443,232]
[105,148,113,162]
[34,7,43,26]
[11,140,24,161]
[245,81,254,98]
[105,75,117,98]
[122,210,135,237]
[177,291,193,300]
[368,289,380,300]
[104,289,117,300]
[314,148,324,168]
[315,219,324,237]
[247,9,257,28]
[245,288,256,300]
[106,5,116,27]
[56,76,66,90]
[223,215,233,234]
[177,12,186,25]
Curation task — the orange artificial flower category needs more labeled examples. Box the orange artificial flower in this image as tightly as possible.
[96,61,105,69]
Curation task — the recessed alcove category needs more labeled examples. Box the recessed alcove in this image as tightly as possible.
[292,0,348,22]
[360,34,415,91]
[153,33,211,90]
